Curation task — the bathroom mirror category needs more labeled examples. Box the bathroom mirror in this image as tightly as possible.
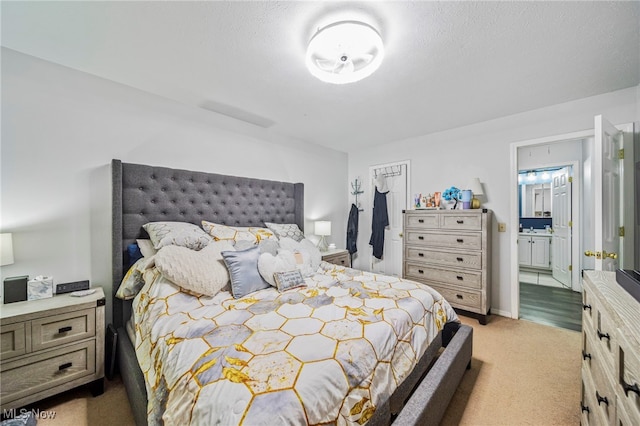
[520,183,552,218]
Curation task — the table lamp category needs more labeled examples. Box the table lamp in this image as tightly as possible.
[468,178,484,209]
[314,221,331,252]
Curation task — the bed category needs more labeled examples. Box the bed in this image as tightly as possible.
[111,159,473,426]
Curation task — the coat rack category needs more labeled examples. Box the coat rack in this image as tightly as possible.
[351,178,364,212]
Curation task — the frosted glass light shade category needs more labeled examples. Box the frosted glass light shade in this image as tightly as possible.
[1,233,14,266]
[315,221,332,236]
[306,21,384,84]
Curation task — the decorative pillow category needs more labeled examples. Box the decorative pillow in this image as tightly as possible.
[136,239,157,258]
[221,245,270,299]
[257,250,297,286]
[278,237,322,276]
[116,257,155,300]
[143,222,213,250]
[274,270,306,292]
[155,241,234,297]
[264,222,304,242]
[202,221,276,244]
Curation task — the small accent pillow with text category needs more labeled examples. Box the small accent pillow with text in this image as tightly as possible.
[273,270,306,292]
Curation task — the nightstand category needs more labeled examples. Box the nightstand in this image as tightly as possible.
[0,287,105,410]
[321,248,351,267]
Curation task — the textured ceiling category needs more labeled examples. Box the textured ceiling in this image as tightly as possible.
[2,1,639,153]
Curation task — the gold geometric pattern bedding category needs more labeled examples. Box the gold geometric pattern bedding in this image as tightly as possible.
[133,261,458,425]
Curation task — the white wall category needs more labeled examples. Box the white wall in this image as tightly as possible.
[0,49,348,324]
[348,86,639,317]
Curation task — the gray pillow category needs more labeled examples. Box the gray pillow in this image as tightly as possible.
[143,221,213,250]
[222,245,270,299]
[264,222,305,242]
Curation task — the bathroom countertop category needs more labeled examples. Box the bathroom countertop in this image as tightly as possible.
[519,231,552,237]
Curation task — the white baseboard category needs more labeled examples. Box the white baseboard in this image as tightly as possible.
[490,308,514,319]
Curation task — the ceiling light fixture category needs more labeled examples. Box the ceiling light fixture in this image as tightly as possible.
[306,20,384,84]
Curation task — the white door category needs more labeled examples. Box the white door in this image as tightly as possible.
[592,115,623,271]
[371,164,407,276]
[551,168,571,287]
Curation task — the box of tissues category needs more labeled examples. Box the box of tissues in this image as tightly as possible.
[27,276,54,301]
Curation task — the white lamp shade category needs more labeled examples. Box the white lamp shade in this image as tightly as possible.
[1,233,14,266]
[314,221,332,236]
[468,178,484,196]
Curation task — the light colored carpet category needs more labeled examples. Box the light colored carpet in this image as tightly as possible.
[32,315,581,426]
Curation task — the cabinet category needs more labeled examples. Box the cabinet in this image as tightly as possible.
[581,271,640,425]
[321,248,351,267]
[403,209,491,324]
[0,288,105,410]
[518,234,551,269]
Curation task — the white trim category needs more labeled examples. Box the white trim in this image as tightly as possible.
[490,308,512,318]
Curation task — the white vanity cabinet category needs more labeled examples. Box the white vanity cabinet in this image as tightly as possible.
[519,233,551,269]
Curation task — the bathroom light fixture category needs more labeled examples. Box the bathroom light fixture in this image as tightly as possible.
[314,221,332,252]
[306,20,384,84]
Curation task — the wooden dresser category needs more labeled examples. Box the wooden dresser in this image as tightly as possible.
[321,248,351,268]
[403,209,492,324]
[0,288,105,410]
[581,271,640,425]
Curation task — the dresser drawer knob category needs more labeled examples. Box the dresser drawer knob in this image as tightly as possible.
[418,236,424,240]
[456,294,463,299]
[456,257,464,262]
[623,381,640,397]
[456,239,464,243]
[58,326,73,333]
[418,269,424,274]
[580,403,590,414]
[418,253,424,257]
[596,330,610,341]
[418,219,424,223]
[456,220,464,224]
[581,350,591,361]
[582,304,591,312]
[59,362,73,371]
[456,276,464,281]
[595,391,608,406]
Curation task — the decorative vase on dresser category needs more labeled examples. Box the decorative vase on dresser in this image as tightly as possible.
[580,271,640,425]
[403,209,492,324]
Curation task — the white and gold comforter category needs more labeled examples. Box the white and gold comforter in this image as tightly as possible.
[133,262,458,425]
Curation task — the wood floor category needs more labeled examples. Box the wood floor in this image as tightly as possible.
[519,282,582,331]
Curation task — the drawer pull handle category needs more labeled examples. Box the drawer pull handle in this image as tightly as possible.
[456,294,463,299]
[58,326,73,333]
[456,276,464,280]
[582,304,591,312]
[623,381,640,397]
[456,239,464,243]
[418,219,424,223]
[595,391,608,406]
[418,269,424,274]
[456,220,464,224]
[581,350,591,361]
[59,362,73,371]
[580,403,590,414]
[418,236,424,240]
[418,253,424,257]
[456,257,464,262]
[596,330,610,341]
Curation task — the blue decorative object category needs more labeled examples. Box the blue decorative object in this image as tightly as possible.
[442,186,461,209]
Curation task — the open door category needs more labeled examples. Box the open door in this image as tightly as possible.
[551,167,571,287]
[588,115,623,271]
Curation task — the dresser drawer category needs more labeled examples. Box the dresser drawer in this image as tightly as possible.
[592,306,617,371]
[322,251,351,267]
[405,247,482,270]
[589,353,617,425]
[618,333,640,421]
[405,231,482,251]
[31,308,96,352]
[582,372,600,426]
[405,214,439,229]
[617,395,640,426]
[405,263,482,289]
[582,287,596,333]
[0,340,96,404]
[425,284,482,311]
[1,323,27,360]
[582,330,599,377]
[440,214,482,231]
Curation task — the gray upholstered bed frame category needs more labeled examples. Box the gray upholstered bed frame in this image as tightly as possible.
[111,159,472,426]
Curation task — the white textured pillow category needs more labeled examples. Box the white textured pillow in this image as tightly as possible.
[155,241,234,297]
[144,221,213,250]
[264,222,305,242]
[258,250,298,287]
[201,221,276,244]
[278,238,322,276]
[136,239,157,258]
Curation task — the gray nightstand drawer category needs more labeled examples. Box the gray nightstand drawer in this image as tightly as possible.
[322,250,351,267]
[0,340,96,404]
[1,323,26,360]
[31,308,96,352]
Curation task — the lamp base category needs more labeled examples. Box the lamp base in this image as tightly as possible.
[317,236,329,252]
[471,197,481,209]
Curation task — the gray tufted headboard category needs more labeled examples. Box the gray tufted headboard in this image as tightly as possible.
[111,159,304,328]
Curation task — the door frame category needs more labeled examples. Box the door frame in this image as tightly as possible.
[509,130,590,320]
